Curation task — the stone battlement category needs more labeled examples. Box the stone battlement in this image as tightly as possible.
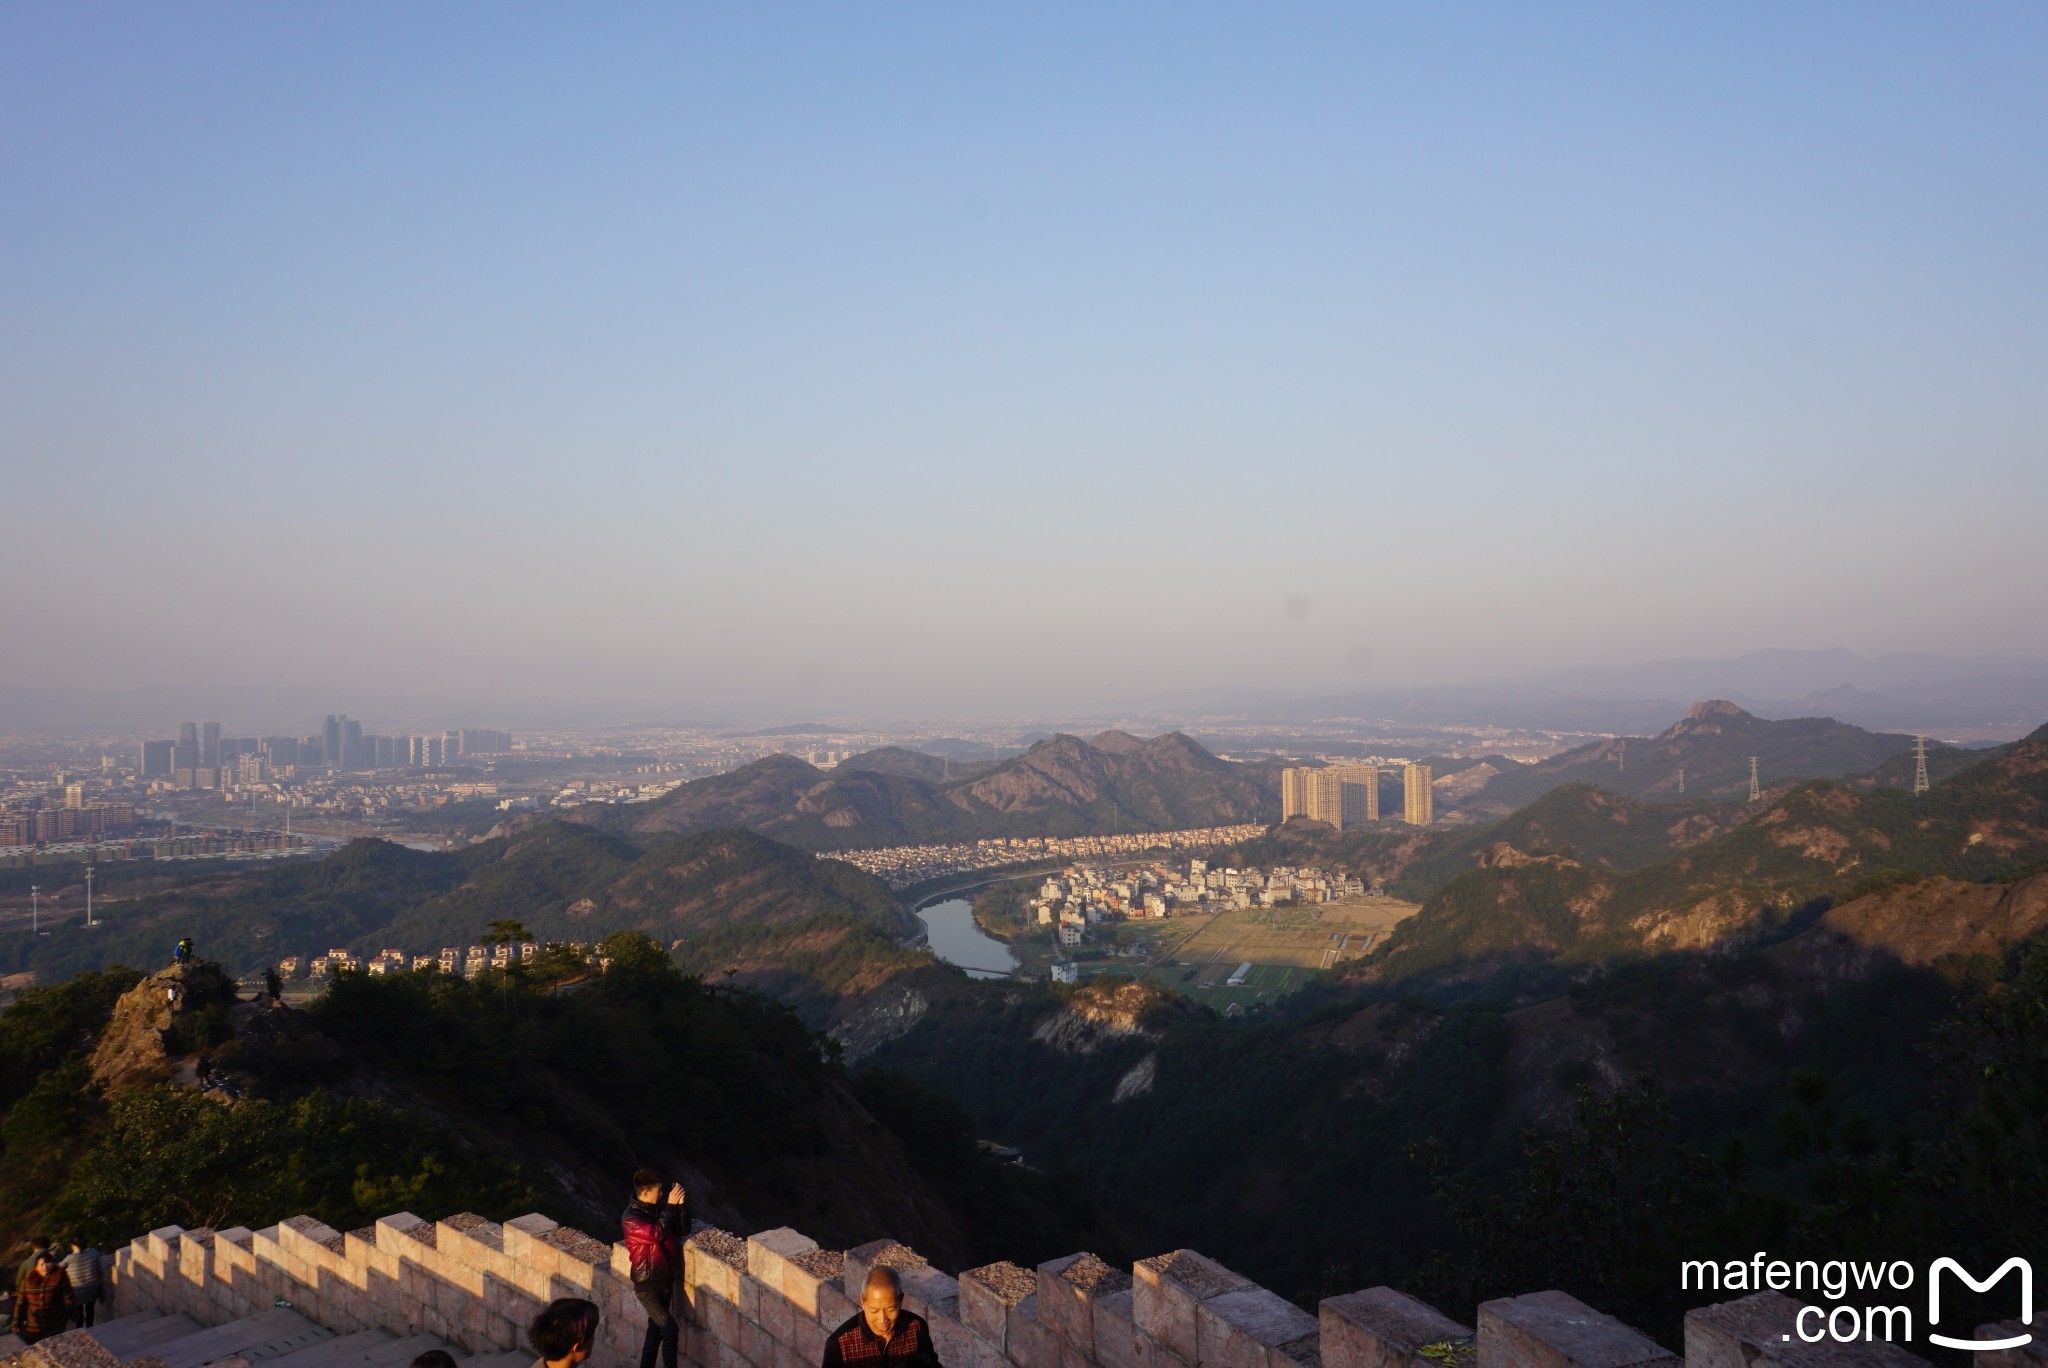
[95,1211,1954,1368]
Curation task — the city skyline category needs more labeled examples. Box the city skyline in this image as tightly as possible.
[4,5,2045,717]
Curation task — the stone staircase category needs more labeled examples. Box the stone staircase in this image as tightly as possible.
[0,1307,529,1368]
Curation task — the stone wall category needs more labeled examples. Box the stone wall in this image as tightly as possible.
[105,1212,1947,1368]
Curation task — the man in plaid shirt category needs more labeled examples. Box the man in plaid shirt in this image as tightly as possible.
[820,1268,942,1368]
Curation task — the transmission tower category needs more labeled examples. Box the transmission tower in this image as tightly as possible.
[1748,757,1761,802]
[1912,736,1930,795]
[1677,767,1684,795]
[1616,739,1625,773]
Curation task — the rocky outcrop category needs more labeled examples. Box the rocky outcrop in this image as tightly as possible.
[87,962,238,1094]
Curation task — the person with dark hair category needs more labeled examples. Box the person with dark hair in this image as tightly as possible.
[14,1236,51,1291]
[11,1249,73,1345]
[62,1239,102,1327]
[821,1268,942,1368]
[621,1169,688,1368]
[529,1297,600,1368]
[410,1351,459,1368]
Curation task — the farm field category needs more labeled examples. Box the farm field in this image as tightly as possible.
[1110,897,1421,1007]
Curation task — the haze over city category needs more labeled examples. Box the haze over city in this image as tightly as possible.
[4,4,2046,722]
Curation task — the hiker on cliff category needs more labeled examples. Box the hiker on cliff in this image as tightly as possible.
[621,1169,687,1368]
[821,1268,942,1368]
[528,1297,600,1368]
[62,1239,102,1327]
[11,1249,73,1345]
[175,936,194,965]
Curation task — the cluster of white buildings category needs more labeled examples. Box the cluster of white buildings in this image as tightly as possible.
[1034,857,1367,946]
[830,824,1266,889]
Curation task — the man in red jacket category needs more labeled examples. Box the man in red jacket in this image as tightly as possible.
[620,1168,687,1368]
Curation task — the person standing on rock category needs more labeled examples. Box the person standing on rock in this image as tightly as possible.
[620,1169,687,1368]
[821,1268,942,1368]
[62,1239,102,1327]
[11,1248,73,1345]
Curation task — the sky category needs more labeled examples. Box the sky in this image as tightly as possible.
[3,3,2045,721]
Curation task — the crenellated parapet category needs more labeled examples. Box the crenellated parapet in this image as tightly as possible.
[90,1212,1942,1368]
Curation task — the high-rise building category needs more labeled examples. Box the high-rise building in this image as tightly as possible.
[457,728,512,755]
[324,715,344,768]
[201,722,221,768]
[344,718,364,769]
[141,739,174,779]
[1280,764,1379,830]
[1403,764,1434,826]
[175,722,199,774]
[409,735,446,768]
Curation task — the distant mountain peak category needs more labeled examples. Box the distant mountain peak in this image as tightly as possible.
[1686,699,1751,720]
[1090,729,1146,755]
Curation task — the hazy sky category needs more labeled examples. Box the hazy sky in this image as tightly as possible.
[4,4,2045,719]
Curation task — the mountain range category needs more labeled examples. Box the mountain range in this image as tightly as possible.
[1465,699,1979,811]
[594,729,1278,850]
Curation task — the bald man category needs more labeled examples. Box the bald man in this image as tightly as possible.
[820,1268,942,1368]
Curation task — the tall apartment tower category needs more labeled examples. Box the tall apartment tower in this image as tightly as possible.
[324,715,343,767]
[344,718,364,769]
[1403,764,1434,826]
[1281,764,1380,830]
[175,722,199,773]
[141,739,174,779]
[201,722,221,768]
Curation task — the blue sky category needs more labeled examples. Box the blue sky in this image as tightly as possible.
[3,3,2044,717]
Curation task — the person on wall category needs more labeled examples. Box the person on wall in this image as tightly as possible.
[821,1268,942,1368]
[621,1169,688,1368]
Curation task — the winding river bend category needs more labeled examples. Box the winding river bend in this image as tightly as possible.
[915,896,1020,978]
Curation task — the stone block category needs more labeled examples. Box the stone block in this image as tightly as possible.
[701,1292,743,1349]
[438,1215,507,1274]
[846,1240,929,1299]
[716,1339,754,1368]
[794,1314,828,1365]
[764,1287,797,1347]
[1684,1293,1925,1368]
[743,1314,777,1367]
[774,1338,810,1368]
[1009,1296,1063,1368]
[819,1283,859,1329]
[504,1214,563,1280]
[928,1311,979,1368]
[741,1273,771,1324]
[1135,1253,1255,1366]
[906,1268,962,1322]
[963,1264,1041,1349]
[376,1213,429,1255]
[692,1239,746,1307]
[1095,1289,1143,1368]
[1322,1288,1474,1368]
[784,1251,845,1320]
[1041,1254,1134,1353]
[146,1226,185,1262]
[1477,1291,1677,1368]
[1197,1289,1320,1368]
[749,1229,822,1295]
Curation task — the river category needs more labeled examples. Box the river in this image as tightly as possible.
[916,897,1020,979]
